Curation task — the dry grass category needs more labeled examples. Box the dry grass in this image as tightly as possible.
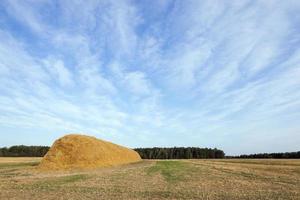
[0,158,299,199]
[0,157,42,163]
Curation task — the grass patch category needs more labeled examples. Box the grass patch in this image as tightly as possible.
[0,162,39,169]
[0,170,20,178]
[53,174,89,184]
[138,190,200,199]
[147,161,192,182]
[40,174,89,185]
[4,159,300,199]
[20,174,90,191]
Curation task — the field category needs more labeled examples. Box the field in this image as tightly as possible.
[0,158,299,200]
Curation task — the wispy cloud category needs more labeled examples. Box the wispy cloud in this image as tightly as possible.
[0,0,299,154]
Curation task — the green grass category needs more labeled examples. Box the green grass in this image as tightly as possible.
[147,160,192,182]
[19,174,90,191]
[0,162,39,169]
[39,174,89,185]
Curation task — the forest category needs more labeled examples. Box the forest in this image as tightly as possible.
[0,145,50,157]
[232,151,300,159]
[134,147,225,159]
[0,146,225,158]
[0,145,299,159]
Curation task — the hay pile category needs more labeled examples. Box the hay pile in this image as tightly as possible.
[38,134,141,170]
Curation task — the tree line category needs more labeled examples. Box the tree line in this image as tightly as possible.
[0,145,50,157]
[134,147,225,159]
[0,145,225,158]
[229,151,300,159]
[1,145,298,159]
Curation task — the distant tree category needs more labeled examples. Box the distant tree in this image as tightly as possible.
[134,147,225,159]
[229,151,300,159]
[0,146,50,157]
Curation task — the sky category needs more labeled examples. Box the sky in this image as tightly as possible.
[0,0,299,155]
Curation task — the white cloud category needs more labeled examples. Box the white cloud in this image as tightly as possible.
[0,0,299,154]
[3,0,52,35]
[43,59,73,87]
[78,65,117,95]
[124,71,152,96]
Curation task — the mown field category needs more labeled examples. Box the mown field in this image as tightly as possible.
[0,158,299,200]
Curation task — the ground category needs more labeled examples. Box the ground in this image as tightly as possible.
[0,158,299,200]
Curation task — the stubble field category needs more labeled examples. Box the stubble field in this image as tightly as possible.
[0,157,299,200]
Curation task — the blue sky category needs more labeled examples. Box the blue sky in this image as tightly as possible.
[0,0,299,155]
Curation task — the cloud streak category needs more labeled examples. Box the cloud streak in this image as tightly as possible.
[0,0,299,155]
